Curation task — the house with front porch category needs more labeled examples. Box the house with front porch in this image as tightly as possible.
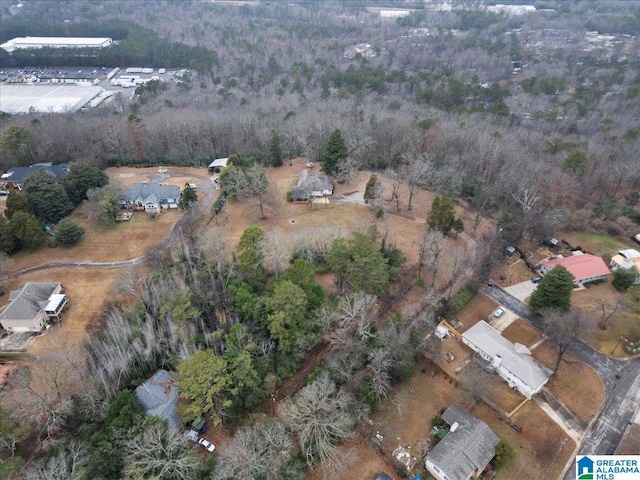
[119,182,180,212]
[539,252,611,287]
[0,282,68,333]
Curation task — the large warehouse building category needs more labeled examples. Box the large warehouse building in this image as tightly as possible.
[0,84,103,114]
[0,36,113,53]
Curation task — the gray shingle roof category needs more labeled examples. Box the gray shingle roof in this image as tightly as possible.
[292,169,333,200]
[4,163,69,186]
[426,404,499,480]
[135,369,180,427]
[462,321,552,392]
[121,182,180,204]
[0,282,60,321]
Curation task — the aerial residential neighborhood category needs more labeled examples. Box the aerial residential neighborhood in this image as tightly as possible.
[0,1,639,480]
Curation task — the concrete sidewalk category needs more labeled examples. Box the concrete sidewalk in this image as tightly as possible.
[534,387,588,444]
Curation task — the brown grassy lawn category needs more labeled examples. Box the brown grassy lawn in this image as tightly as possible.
[309,355,577,480]
[571,282,639,357]
[501,319,543,349]
[453,293,500,334]
[531,343,605,422]
[493,258,535,287]
[306,431,392,480]
[1,266,124,352]
[472,401,576,480]
[618,423,640,455]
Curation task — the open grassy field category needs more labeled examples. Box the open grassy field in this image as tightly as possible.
[561,231,634,256]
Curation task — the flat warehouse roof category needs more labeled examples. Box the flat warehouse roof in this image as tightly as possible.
[0,84,103,114]
[1,37,112,52]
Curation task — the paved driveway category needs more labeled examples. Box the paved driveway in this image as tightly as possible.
[504,280,537,302]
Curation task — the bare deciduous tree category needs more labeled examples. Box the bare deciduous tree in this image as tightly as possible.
[25,441,88,480]
[123,423,200,480]
[325,292,377,347]
[212,420,292,480]
[283,374,356,474]
[368,348,392,401]
[543,309,590,374]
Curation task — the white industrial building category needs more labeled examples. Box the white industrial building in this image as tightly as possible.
[0,84,103,114]
[1,37,113,53]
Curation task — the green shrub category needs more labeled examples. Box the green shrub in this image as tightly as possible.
[441,284,478,318]
[492,439,515,468]
[287,191,293,202]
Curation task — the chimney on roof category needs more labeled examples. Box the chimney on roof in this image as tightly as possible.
[491,354,502,369]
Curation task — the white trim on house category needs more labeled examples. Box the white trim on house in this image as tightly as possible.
[461,321,551,399]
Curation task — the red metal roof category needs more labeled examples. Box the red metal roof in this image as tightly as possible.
[541,254,611,281]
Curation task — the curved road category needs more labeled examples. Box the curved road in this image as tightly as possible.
[482,286,640,480]
[15,170,216,276]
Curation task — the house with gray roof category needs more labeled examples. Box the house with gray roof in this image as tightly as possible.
[1,162,69,190]
[135,369,180,427]
[461,320,552,399]
[119,182,180,212]
[0,282,68,333]
[291,169,333,201]
[424,404,500,480]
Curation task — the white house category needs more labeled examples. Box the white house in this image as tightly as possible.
[424,404,500,480]
[461,321,552,399]
[0,282,68,333]
[119,182,180,212]
[610,249,640,284]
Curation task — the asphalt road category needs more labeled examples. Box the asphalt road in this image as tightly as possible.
[482,286,640,479]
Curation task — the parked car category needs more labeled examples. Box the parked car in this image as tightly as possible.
[0,190,9,196]
[191,418,206,433]
[493,307,505,318]
[531,276,542,283]
[198,438,215,452]
[188,183,197,189]
[632,233,640,246]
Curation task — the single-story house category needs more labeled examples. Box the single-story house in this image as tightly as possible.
[208,157,229,173]
[0,282,68,333]
[610,249,640,283]
[539,252,611,287]
[291,169,333,201]
[1,162,69,190]
[461,320,552,399]
[135,369,180,427]
[424,404,500,480]
[119,182,180,212]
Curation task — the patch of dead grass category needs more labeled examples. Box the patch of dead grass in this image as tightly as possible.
[618,424,640,455]
[453,293,500,334]
[501,319,543,349]
[531,343,605,422]
[472,401,575,480]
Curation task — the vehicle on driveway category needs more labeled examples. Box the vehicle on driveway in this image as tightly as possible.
[198,438,215,452]
[493,307,505,318]
[531,276,542,283]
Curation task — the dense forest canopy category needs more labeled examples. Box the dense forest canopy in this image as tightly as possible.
[1,0,638,243]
